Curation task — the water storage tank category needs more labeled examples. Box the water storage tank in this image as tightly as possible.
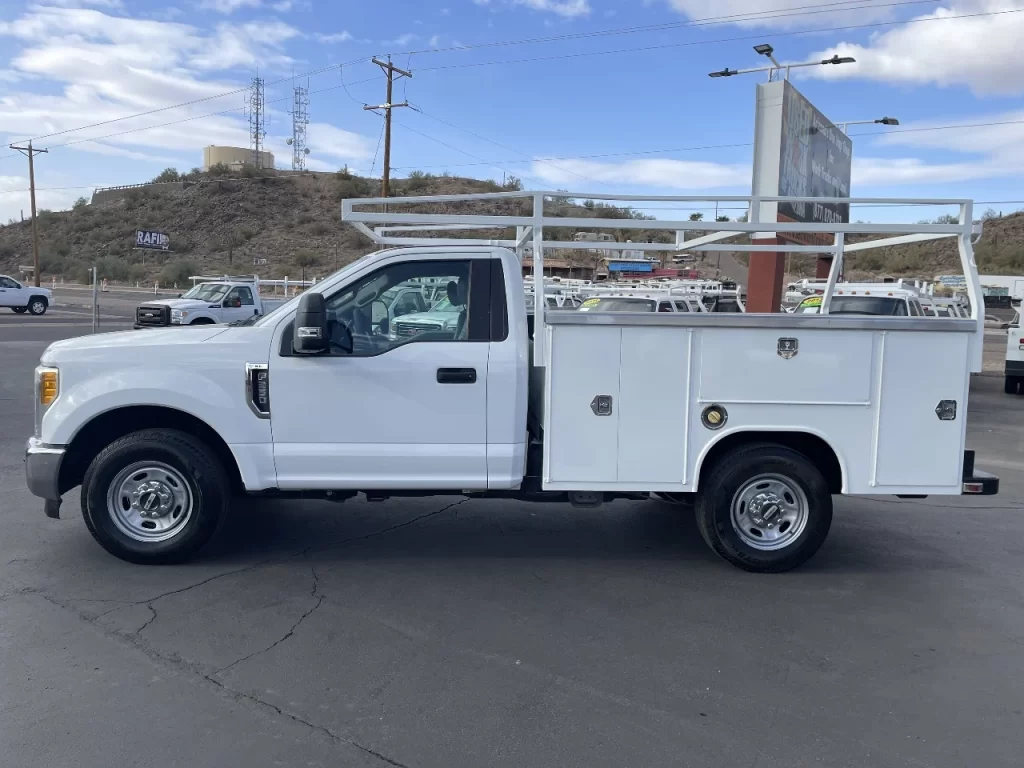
[202,146,275,170]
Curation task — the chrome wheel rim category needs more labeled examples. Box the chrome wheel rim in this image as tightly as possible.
[106,461,193,542]
[730,473,808,551]
[31,301,45,313]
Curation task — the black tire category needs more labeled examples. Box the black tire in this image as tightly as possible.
[27,296,47,315]
[12,307,26,313]
[695,443,832,573]
[81,429,228,564]
[1005,376,1021,395]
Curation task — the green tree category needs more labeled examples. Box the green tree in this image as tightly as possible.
[716,215,730,222]
[689,212,704,221]
[73,196,88,210]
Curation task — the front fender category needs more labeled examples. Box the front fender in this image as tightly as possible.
[186,312,220,325]
[43,367,269,447]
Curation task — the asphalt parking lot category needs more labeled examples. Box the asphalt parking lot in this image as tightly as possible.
[1,311,1023,768]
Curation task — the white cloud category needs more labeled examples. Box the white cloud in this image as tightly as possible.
[315,31,354,43]
[515,0,590,17]
[46,0,124,7]
[303,122,374,162]
[0,175,85,225]
[849,108,1024,186]
[200,0,261,13]
[806,2,1024,96]
[473,0,591,17]
[0,4,373,205]
[272,0,293,10]
[428,34,441,46]
[530,158,749,188]
[383,33,419,46]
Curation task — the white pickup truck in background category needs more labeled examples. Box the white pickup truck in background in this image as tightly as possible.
[134,279,286,328]
[25,191,999,573]
[0,274,51,315]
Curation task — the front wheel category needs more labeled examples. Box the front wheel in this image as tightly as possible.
[28,297,47,315]
[81,429,229,564]
[695,443,832,573]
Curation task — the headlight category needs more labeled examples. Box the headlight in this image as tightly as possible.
[170,309,188,323]
[34,366,59,438]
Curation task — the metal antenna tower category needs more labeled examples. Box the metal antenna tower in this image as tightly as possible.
[290,83,309,170]
[248,75,266,169]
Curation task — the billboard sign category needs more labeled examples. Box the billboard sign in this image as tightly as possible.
[752,80,853,245]
[135,229,170,251]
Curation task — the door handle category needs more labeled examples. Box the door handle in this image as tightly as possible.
[437,367,477,384]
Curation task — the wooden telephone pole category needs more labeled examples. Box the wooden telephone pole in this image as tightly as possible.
[364,56,411,200]
[9,140,48,287]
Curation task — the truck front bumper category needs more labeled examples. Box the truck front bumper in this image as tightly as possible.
[963,449,999,495]
[25,437,65,518]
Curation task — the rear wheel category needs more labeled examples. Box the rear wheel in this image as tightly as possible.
[81,429,229,564]
[695,443,832,573]
[1005,376,1021,395]
[28,297,47,315]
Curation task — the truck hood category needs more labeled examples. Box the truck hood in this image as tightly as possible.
[42,326,228,364]
[139,298,218,311]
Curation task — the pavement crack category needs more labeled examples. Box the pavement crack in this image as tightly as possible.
[214,567,323,676]
[201,673,409,767]
[135,561,270,607]
[299,498,469,557]
[136,604,158,635]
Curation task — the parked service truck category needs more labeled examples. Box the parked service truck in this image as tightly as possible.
[26,192,999,572]
[134,279,286,328]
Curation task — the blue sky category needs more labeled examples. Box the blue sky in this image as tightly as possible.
[1,0,1022,223]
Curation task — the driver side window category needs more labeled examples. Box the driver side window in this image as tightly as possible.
[324,260,473,356]
[0,277,19,289]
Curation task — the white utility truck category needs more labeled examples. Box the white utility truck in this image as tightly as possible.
[26,192,998,572]
[134,278,286,328]
[0,274,51,315]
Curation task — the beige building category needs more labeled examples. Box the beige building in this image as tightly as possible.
[202,145,275,171]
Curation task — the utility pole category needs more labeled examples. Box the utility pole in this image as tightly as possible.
[364,56,411,199]
[9,141,48,287]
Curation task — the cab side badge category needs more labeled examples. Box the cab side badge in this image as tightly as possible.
[777,338,799,359]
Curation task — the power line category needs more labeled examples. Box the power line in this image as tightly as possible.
[393,119,549,189]
[18,59,370,145]
[0,0,959,152]
[395,117,1024,171]
[396,0,942,56]
[408,106,607,187]
[414,7,1024,73]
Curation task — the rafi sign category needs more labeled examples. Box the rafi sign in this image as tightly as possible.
[135,230,170,251]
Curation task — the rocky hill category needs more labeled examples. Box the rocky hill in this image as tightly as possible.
[0,167,1021,286]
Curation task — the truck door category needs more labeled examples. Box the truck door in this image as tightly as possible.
[269,255,492,490]
[0,276,24,308]
[224,286,256,324]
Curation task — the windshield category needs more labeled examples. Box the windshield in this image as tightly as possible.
[796,295,909,316]
[428,296,461,313]
[830,296,908,316]
[182,283,230,302]
[579,297,657,312]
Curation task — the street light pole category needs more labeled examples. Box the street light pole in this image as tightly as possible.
[709,44,855,82]
[835,117,900,134]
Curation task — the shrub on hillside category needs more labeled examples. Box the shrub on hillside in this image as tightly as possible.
[160,260,198,287]
[152,168,180,183]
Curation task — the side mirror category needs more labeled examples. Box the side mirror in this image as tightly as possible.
[293,292,329,355]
